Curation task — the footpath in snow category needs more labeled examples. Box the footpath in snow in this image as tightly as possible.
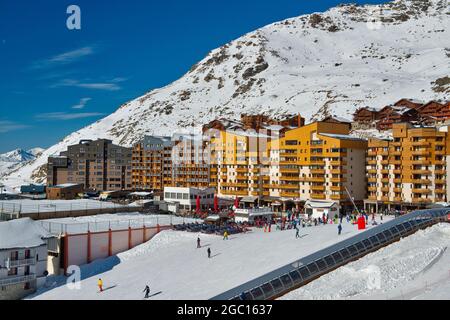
[279,223,450,300]
[29,218,384,300]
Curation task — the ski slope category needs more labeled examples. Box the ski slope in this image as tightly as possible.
[29,218,383,300]
[279,223,450,300]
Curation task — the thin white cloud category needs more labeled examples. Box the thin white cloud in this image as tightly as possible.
[51,79,122,91]
[31,46,95,69]
[0,121,30,133]
[35,112,104,121]
[72,97,92,109]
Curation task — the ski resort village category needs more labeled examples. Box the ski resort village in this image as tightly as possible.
[0,0,450,301]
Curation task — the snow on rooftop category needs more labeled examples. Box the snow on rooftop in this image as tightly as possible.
[320,133,367,141]
[0,218,52,250]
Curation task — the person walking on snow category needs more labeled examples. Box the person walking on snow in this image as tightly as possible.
[197,236,201,248]
[338,224,342,235]
[143,285,150,299]
[98,278,103,292]
[295,227,300,239]
[223,231,229,240]
[207,247,211,258]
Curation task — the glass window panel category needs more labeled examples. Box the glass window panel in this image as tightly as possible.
[315,259,327,270]
[307,263,319,274]
[289,270,302,283]
[280,274,293,287]
[299,267,310,279]
[332,252,343,263]
[261,283,274,297]
[270,279,283,291]
[324,255,335,267]
[250,288,264,300]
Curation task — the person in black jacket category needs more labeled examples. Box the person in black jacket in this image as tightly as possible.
[143,285,150,298]
[197,237,201,248]
[207,247,211,258]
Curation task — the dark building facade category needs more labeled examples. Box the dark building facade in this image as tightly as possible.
[47,139,132,192]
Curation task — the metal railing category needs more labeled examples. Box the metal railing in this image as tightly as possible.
[0,274,35,287]
[211,208,450,300]
[6,258,36,268]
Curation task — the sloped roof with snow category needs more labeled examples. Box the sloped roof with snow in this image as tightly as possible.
[0,218,53,250]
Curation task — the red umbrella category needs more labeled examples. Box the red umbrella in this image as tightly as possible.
[196,195,201,213]
[234,196,239,209]
[214,195,219,212]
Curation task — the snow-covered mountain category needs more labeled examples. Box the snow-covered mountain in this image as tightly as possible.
[0,148,42,183]
[27,148,45,158]
[1,0,449,188]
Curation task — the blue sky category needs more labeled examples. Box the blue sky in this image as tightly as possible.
[0,0,386,153]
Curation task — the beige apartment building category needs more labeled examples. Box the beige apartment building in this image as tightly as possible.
[47,139,132,192]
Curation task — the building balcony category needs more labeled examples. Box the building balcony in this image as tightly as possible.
[412,150,429,156]
[393,188,402,193]
[368,177,377,183]
[0,274,36,287]
[434,160,446,166]
[380,196,390,202]
[235,168,248,173]
[331,186,345,192]
[330,194,346,200]
[368,195,378,201]
[311,193,326,200]
[412,198,432,203]
[412,179,431,184]
[435,179,446,184]
[279,184,299,190]
[280,176,301,182]
[330,177,346,183]
[435,170,446,175]
[412,169,432,175]
[311,185,325,191]
[367,169,377,174]
[434,150,445,156]
[311,169,325,174]
[411,141,429,147]
[435,189,446,194]
[368,186,377,192]
[393,169,402,174]
[381,187,390,192]
[381,178,390,183]
[280,192,300,198]
[6,257,36,268]
[380,169,389,174]
[367,160,377,165]
[412,189,432,194]
[307,177,326,183]
[280,168,299,173]
[331,169,347,174]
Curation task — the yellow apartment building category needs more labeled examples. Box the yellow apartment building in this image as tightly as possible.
[209,121,368,212]
[365,123,450,213]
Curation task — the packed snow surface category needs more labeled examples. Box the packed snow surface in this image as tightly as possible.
[280,223,450,300]
[29,218,380,300]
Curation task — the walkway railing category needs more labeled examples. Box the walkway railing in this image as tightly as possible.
[0,274,35,287]
[211,208,450,300]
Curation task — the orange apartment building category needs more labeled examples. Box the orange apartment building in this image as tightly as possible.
[365,123,450,213]
[209,121,368,212]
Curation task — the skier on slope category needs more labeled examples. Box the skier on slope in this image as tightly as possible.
[98,278,103,292]
[207,247,211,258]
[223,231,229,240]
[197,236,201,248]
[295,227,300,239]
[143,285,150,299]
[338,223,342,235]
